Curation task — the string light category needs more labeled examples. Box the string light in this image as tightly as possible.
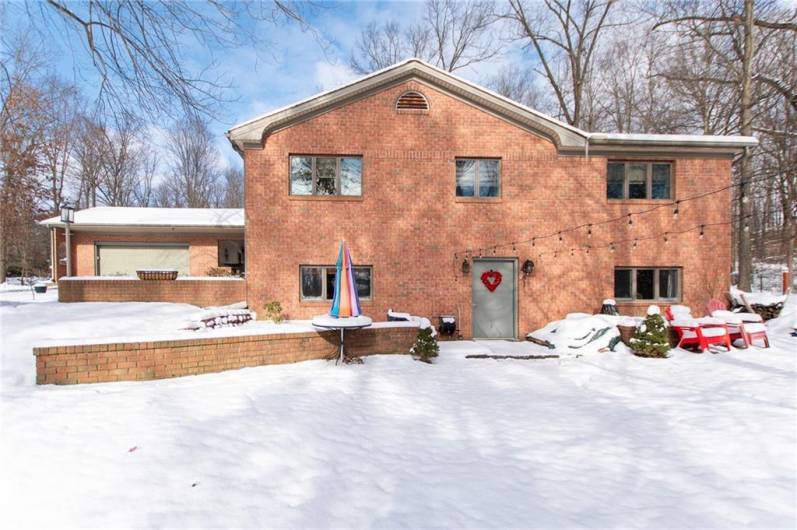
[558,232,563,243]
[673,201,680,218]
[632,238,638,250]
[570,248,574,257]
[628,214,633,226]
[587,224,593,238]
[663,232,669,244]
[532,238,536,247]
[512,242,517,252]
[699,225,705,239]
[609,242,615,252]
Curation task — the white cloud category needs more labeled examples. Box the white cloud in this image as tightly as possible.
[314,61,358,92]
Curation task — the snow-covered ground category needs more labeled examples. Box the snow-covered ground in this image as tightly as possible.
[1,292,796,528]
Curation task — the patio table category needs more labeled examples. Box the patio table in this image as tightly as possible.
[311,315,373,364]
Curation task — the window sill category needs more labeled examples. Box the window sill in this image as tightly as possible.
[607,199,673,205]
[289,195,363,202]
[455,197,503,203]
[300,299,373,306]
[615,300,681,305]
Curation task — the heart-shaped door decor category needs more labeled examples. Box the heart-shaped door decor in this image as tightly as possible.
[480,270,502,292]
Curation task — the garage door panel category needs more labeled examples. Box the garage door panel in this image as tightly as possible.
[98,245,190,276]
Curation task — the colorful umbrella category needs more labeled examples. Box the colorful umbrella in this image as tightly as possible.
[329,240,362,318]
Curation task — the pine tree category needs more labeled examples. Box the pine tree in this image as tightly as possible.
[630,312,671,358]
[410,327,439,363]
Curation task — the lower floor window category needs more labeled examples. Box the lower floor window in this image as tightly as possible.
[614,267,680,301]
[300,265,372,301]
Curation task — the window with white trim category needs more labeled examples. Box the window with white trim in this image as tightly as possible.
[300,265,372,301]
[290,156,362,196]
[614,267,680,301]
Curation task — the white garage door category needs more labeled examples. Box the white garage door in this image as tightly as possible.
[97,244,190,276]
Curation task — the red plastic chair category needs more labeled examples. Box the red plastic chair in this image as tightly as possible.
[665,305,732,353]
[706,298,769,348]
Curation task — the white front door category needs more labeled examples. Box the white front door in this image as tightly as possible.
[472,259,517,339]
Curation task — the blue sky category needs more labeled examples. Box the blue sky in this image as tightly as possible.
[3,1,527,171]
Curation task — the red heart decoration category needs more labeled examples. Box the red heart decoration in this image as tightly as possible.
[480,270,502,292]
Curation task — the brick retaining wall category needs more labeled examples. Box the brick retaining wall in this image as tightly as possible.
[34,326,418,385]
[58,278,246,307]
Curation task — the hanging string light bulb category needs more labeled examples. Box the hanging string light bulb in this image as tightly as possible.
[632,238,638,250]
[587,224,593,238]
[628,213,633,226]
[609,242,615,252]
[558,232,563,243]
[512,242,517,252]
[663,232,669,245]
[699,225,705,239]
[673,200,680,218]
[532,237,536,248]
[570,248,574,257]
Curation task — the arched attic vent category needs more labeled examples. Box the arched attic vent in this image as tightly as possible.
[395,91,429,111]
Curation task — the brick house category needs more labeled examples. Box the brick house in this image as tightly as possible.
[45,59,756,338]
[227,59,755,338]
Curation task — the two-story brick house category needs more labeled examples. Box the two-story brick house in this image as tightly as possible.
[225,59,755,338]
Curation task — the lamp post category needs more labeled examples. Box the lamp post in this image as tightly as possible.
[60,203,75,277]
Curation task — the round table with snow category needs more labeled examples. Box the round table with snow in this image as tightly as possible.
[311,315,373,364]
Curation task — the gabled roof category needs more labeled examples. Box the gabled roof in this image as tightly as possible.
[227,58,757,157]
[40,207,244,230]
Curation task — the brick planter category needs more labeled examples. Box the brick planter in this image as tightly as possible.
[33,326,418,385]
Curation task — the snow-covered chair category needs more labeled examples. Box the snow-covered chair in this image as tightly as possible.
[665,305,732,353]
[709,309,769,348]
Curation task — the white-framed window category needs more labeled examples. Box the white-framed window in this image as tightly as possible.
[456,158,500,198]
[300,265,372,301]
[614,267,681,301]
[607,162,672,200]
[290,156,362,196]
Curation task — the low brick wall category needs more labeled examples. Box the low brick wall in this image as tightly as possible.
[34,326,418,385]
[58,278,246,307]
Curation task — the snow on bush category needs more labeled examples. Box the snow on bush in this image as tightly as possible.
[528,313,638,354]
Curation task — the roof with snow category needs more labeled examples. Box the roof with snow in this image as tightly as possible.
[40,207,244,230]
[227,58,757,157]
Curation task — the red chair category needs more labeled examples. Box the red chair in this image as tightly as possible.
[709,309,770,348]
[665,305,732,353]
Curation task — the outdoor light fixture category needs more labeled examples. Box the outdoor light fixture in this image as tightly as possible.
[60,202,75,223]
[60,202,75,277]
[461,258,471,274]
[522,259,535,276]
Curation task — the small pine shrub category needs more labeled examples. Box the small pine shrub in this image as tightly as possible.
[410,327,439,363]
[630,313,670,358]
[263,301,284,323]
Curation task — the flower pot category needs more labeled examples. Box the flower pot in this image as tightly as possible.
[136,269,179,280]
[617,324,637,346]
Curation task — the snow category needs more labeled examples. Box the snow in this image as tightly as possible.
[60,276,245,281]
[730,285,787,307]
[39,206,244,228]
[1,292,796,528]
[311,314,374,328]
[528,313,638,354]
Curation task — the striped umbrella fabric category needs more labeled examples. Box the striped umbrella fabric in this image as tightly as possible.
[329,241,362,318]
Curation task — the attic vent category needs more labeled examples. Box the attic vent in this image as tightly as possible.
[396,91,429,111]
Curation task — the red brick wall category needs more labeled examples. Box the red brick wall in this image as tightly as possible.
[58,278,246,307]
[34,327,418,385]
[57,231,243,278]
[244,81,732,336]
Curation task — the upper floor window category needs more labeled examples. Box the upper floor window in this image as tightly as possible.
[300,265,372,301]
[614,267,680,301]
[290,156,362,196]
[607,162,672,200]
[456,158,500,198]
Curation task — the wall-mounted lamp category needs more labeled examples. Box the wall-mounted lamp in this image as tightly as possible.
[522,259,535,276]
[461,258,471,274]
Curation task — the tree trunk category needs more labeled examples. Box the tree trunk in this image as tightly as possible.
[736,0,755,291]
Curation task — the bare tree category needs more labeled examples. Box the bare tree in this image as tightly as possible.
[487,64,546,108]
[504,0,616,128]
[164,116,221,208]
[221,166,244,208]
[350,0,499,73]
[93,115,150,206]
[39,77,82,214]
[27,0,315,120]
[73,116,107,208]
[653,0,797,289]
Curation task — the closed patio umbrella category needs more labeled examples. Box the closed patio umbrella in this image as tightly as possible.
[330,240,362,318]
